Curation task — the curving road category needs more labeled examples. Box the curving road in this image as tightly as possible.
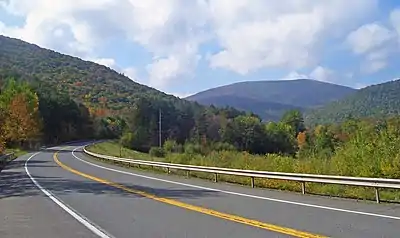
[1,142,400,238]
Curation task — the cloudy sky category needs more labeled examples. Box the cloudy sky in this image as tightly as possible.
[1,0,399,97]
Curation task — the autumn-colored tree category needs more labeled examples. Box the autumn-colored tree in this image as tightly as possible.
[99,96,107,104]
[0,109,6,153]
[74,81,83,87]
[4,93,41,145]
[297,131,307,149]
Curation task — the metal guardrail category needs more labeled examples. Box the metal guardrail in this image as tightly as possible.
[83,147,400,203]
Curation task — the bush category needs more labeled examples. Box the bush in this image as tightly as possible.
[163,140,183,153]
[211,142,236,152]
[149,147,165,158]
[120,132,133,148]
[184,143,203,155]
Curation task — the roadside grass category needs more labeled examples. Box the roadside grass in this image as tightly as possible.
[0,148,27,171]
[5,148,28,158]
[87,141,400,203]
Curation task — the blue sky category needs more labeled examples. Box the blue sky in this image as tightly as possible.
[1,0,400,97]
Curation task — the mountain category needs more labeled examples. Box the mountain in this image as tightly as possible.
[0,35,192,113]
[305,79,400,125]
[191,94,302,122]
[186,79,356,121]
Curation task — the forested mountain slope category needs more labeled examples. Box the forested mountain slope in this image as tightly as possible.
[305,79,400,125]
[186,79,356,120]
[0,35,189,112]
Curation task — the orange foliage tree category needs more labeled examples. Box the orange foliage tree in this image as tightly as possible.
[297,131,307,149]
[0,109,6,153]
[4,93,41,145]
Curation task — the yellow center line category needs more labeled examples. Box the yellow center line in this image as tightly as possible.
[53,152,327,238]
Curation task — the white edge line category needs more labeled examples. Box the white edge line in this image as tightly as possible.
[25,152,114,238]
[72,147,400,221]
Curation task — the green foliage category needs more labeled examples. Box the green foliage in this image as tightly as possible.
[222,115,267,153]
[280,110,305,135]
[163,140,183,153]
[0,35,192,113]
[210,142,236,152]
[149,147,165,158]
[94,116,127,139]
[0,77,37,110]
[120,132,134,148]
[305,79,400,125]
[35,84,95,143]
[183,143,203,155]
[265,122,296,155]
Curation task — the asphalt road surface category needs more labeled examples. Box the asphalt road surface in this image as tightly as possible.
[1,142,400,238]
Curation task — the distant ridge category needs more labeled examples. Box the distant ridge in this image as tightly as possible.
[186,79,356,121]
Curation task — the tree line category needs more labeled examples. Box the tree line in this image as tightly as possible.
[121,96,306,156]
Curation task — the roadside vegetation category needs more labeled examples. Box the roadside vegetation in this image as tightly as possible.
[88,114,400,202]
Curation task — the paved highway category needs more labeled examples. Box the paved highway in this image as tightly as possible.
[1,142,400,238]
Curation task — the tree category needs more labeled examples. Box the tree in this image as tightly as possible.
[297,131,307,149]
[313,125,335,158]
[265,122,296,155]
[3,93,41,146]
[222,115,267,154]
[0,108,6,153]
[280,110,305,135]
[0,78,41,146]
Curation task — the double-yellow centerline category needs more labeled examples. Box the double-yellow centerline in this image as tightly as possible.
[54,152,327,238]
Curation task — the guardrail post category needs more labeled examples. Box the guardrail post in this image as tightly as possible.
[167,167,170,174]
[186,170,190,178]
[214,173,218,182]
[251,177,255,188]
[375,187,380,203]
[301,182,306,195]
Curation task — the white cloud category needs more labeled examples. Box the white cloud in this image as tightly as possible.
[147,53,201,87]
[122,67,139,82]
[283,71,308,80]
[354,83,368,89]
[283,66,338,84]
[86,57,140,83]
[208,0,378,74]
[88,57,116,68]
[0,0,116,56]
[170,92,193,99]
[346,8,400,74]
[309,66,335,83]
[346,23,395,54]
[390,9,400,39]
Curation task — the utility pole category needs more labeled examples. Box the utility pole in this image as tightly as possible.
[158,108,162,147]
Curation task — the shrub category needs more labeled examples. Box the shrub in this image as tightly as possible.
[163,139,183,153]
[149,147,166,158]
[184,143,202,154]
[120,132,133,148]
[211,142,236,152]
